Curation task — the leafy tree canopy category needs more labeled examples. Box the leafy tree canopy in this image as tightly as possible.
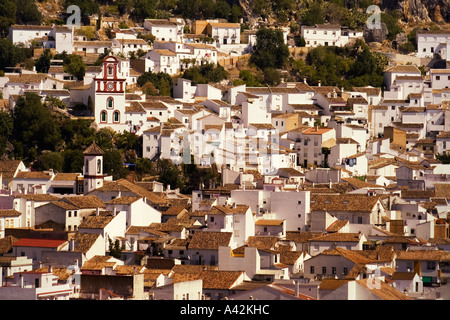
[250,27,289,70]
[181,63,229,85]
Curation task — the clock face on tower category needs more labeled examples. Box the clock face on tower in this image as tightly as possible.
[106,82,114,91]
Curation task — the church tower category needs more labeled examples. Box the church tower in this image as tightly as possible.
[94,55,127,132]
[83,142,105,194]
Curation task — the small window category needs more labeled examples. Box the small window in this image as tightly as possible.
[113,111,120,122]
[107,97,114,109]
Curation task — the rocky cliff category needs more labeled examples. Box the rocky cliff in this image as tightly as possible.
[377,0,450,23]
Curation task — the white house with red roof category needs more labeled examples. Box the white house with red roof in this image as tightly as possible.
[12,238,68,269]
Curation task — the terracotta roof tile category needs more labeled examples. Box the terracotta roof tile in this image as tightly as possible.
[188,231,232,250]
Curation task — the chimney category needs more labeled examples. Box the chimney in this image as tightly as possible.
[113,207,117,216]
[318,80,321,87]
[96,207,100,216]
[303,77,307,84]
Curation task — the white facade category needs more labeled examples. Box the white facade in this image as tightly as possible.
[94,56,127,132]
[143,19,184,43]
[145,49,179,75]
[416,31,450,59]
[301,24,355,48]
[429,69,450,90]
[207,22,241,46]
[9,25,74,53]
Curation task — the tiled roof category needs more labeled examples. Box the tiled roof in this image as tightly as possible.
[35,267,74,281]
[197,270,243,289]
[188,231,232,250]
[285,231,324,242]
[280,251,303,265]
[126,101,146,113]
[309,233,363,243]
[61,195,105,209]
[15,171,52,180]
[391,272,417,280]
[83,142,104,155]
[0,235,19,254]
[319,279,352,290]
[71,233,102,253]
[325,219,348,232]
[352,86,381,95]
[108,196,142,205]
[93,179,168,205]
[6,73,48,84]
[78,215,114,229]
[246,236,279,250]
[52,173,80,181]
[396,250,450,261]
[13,238,66,248]
[386,65,420,73]
[310,194,381,212]
[0,209,21,217]
[356,278,410,300]
[209,205,250,215]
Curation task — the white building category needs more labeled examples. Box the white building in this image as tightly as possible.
[0,268,74,300]
[9,25,74,53]
[93,56,128,132]
[301,24,357,48]
[416,31,450,59]
[111,38,150,58]
[145,49,179,75]
[143,19,184,43]
[106,196,161,231]
[206,22,241,46]
[429,69,450,90]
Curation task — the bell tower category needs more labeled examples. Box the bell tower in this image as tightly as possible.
[94,55,126,131]
[83,142,105,194]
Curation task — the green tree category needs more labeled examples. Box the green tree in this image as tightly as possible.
[12,93,62,161]
[35,49,53,74]
[233,69,263,87]
[135,157,155,179]
[157,158,183,189]
[0,38,32,71]
[108,237,122,258]
[250,27,289,70]
[64,0,100,17]
[0,111,13,157]
[64,54,86,80]
[380,12,402,41]
[436,153,450,164]
[263,67,281,86]
[181,63,228,85]
[15,0,42,25]
[33,151,64,172]
[62,149,84,173]
[0,0,17,37]
[131,0,157,21]
[103,149,128,180]
[300,4,325,26]
[137,71,173,95]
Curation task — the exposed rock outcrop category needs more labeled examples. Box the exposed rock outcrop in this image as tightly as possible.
[379,0,450,23]
[363,22,389,43]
